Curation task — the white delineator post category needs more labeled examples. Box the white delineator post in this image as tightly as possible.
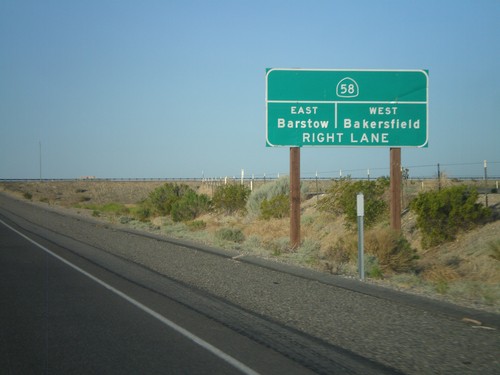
[357,193,365,281]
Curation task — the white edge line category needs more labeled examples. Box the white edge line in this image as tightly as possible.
[0,219,260,375]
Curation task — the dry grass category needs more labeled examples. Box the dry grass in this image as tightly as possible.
[422,265,461,283]
[0,181,170,206]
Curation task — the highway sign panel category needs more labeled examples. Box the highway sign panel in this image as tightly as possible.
[266,69,428,147]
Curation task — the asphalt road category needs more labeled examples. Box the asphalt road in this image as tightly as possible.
[0,221,254,374]
[1,192,499,374]
[0,218,320,375]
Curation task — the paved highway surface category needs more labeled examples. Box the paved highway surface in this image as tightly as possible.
[0,193,499,374]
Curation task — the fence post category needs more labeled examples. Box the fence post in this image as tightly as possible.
[484,160,488,207]
[484,160,488,182]
[437,163,441,191]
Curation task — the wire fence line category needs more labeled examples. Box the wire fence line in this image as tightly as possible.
[301,160,500,180]
[1,161,499,182]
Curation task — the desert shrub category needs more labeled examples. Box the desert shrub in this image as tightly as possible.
[119,216,133,224]
[171,190,210,222]
[133,204,152,222]
[410,185,492,248]
[322,229,417,276]
[293,239,321,265]
[422,265,460,294]
[147,183,192,216]
[321,235,357,274]
[215,227,245,243]
[247,176,290,217]
[247,176,310,218]
[23,192,33,200]
[212,183,250,215]
[365,229,418,273]
[365,256,384,279]
[318,177,389,229]
[260,193,290,220]
[262,237,290,256]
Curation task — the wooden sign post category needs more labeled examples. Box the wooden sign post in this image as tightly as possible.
[390,148,402,232]
[290,147,301,249]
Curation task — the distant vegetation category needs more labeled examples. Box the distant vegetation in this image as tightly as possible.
[135,179,295,223]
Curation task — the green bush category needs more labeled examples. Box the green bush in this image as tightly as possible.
[247,177,288,217]
[147,183,192,216]
[318,177,389,229]
[136,183,209,222]
[365,256,384,279]
[410,185,492,248]
[23,192,33,200]
[171,190,210,222]
[133,204,152,222]
[212,184,250,214]
[260,193,290,220]
[247,176,291,217]
[215,227,245,243]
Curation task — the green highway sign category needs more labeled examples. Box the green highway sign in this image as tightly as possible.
[266,69,428,147]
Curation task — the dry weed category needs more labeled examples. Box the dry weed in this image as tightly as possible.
[242,217,289,242]
[320,234,357,275]
[422,265,461,283]
[364,228,418,273]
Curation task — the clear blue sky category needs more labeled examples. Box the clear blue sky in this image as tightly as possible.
[1,0,499,179]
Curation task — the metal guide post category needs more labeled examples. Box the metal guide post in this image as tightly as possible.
[357,193,365,281]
